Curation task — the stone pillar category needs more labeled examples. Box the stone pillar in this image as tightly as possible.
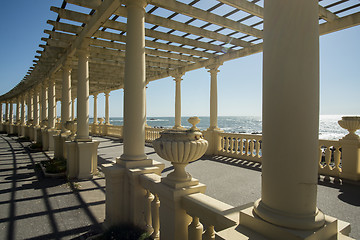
[41,82,48,126]
[28,91,33,123]
[0,103,3,132]
[207,64,221,130]
[33,89,39,127]
[93,94,98,125]
[120,0,148,162]
[16,99,20,124]
[5,101,9,122]
[253,0,324,230]
[47,79,58,151]
[104,0,165,229]
[71,97,75,121]
[41,82,49,150]
[173,74,184,130]
[20,95,26,137]
[61,63,72,133]
[48,79,56,130]
[9,101,13,124]
[104,91,110,125]
[203,64,223,155]
[76,42,91,141]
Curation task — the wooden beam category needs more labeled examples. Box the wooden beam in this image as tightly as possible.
[149,0,263,38]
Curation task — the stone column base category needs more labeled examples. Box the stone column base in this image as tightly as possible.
[216,206,353,240]
[20,125,27,138]
[47,129,60,151]
[54,132,71,160]
[65,140,100,180]
[41,128,49,150]
[9,124,16,135]
[102,159,165,228]
[34,127,42,144]
[203,128,223,155]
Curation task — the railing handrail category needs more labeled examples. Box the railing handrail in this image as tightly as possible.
[182,192,238,232]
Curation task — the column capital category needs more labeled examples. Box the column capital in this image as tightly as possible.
[77,39,90,56]
[126,0,148,10]
[206,63,222,74]
[104,91,110,96]
[172,73,184,82]
[93,93,98,99]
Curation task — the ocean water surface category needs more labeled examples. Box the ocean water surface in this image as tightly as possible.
[91,115,359,140]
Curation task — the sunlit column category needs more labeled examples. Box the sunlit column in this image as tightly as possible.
[5,101,9,122]
[93,94,98,125]
[76,40,90,141]
[71,97,75,121]
[173,73,184,130]
[28,91,33,124]
[48,79,56,129]
[61,62,72,132]
[16,98,20,123]
[105,91,110,125]
[0,103,3,123]
[33,87,39,126]
[253,0,324,230]
[9,100,13,124]
[21,95,26,125]
[41,82,48,126]
[207,64,221,130]
[121,0,148,161]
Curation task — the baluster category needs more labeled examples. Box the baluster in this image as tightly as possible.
[250,139,255,156]
[325,147,332,171]
[144,190,154,234]
[203,225,215,240]
[225,137,230,153]
[188,216,203,240]
[151,194,160,239]
[221,137,225,152]
[255,140,260,158]
[235,138,239,155]
[230,138,235,153]
[240,139,244,155]
[334,147,341,173]
[318,146,323,168]
[245,140,250,156]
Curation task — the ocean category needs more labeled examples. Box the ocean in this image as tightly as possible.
[91,115,359,140]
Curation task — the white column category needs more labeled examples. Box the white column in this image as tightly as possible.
[71,97,75,120]
[207,64,220,130]
[41,82,48,126]
[76,41,90,141]
[48,79,56,129]
[5,101,9,122]
[61,63,72,132]
[93,94,98,125]
[33,88,39,126]
[9,101,13,124]
[21,96,25,125]
[253,0,324,230]
[27,91,33,123]
[0,103,3,123]
[173,74,184,129]
[120,0,148,161]
[104,91,110,125]
[16,98,20,123]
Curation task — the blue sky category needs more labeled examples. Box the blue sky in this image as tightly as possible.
[0,1,359,118]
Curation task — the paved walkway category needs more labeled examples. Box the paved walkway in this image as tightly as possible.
[0,134,359,239]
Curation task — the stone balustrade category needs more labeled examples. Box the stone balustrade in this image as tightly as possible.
[318,140,342,178]
[217,132,262,162]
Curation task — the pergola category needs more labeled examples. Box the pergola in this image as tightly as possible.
[0,1,360,239]
[0,0,359,100]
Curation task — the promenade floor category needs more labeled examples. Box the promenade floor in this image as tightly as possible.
[0,134,359,239]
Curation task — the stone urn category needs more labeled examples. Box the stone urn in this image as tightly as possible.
[338,116,360,140]
[98,117,104,125]
[153,117,208,183]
